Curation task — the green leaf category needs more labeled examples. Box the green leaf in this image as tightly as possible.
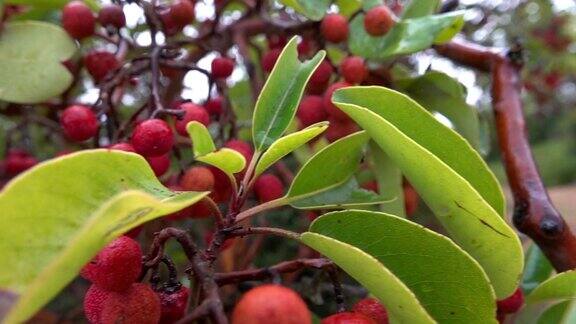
[397,71,480,148]
[252,37,326,152]
[196,148,246,175]
[368,142,405,216]
[402,0,440,18]
[0,21,77,104]
[349,11,464,59]
[335,0,362,17]
[362,0,383,10]
[255,122,328,177]
[6,0,99,10]
[527,271,576,305]
[303,210,496,323]
[522,245,554,294]
[187,121,216,156]
[186,122,246,175]
[538,301,576,324]
[279,0,330,20]
[290,177,390,209]
[287,131,369,201]
[0,150,207,324]
[332,86,522,298]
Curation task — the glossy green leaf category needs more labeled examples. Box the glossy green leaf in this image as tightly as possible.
[0,21,76,104]
[398,71,480,148]
[335,0,362,17]
[303,210,496,323]
[369,142,405,216]
[0,150,207,324]
[196,149,246,175]
[252,37,325,151]
[301,238,434,323]
[290,177,390,209]
[332,86,522,298]
[349,11,464,59]
[522,245,554,294]
[527,271,576,305]
[287,132,369,201]
[279,0,330,20]
[362,0,383,10]
[187,122,216,156]
[255,122,328,177]
[402,0,440,18]
[538,301,576,324]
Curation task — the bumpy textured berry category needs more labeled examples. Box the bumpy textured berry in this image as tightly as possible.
[81,236,142,292]
[147,154,171,177]
[321,14,349,43]
[322,312,377,324]
[180,166,215,191]
[109,142,136,152]
[364,6,396,37]
[85,283,161,324]
[60,105,99,142]
[131,119,174,157]
[497,288,524,314]
[211,57,235,79]
[84,51,120,83]
[159,9,182,36]
[341,56,368,84]
[232,285,311,324]
[297,95,327,127]
[254,174,284,203]
[308,60,333,94]
[158,286,189,324]
[98,4,125,29]
[224,139,253,162]
[205,97,223,115]
[325,118,359,143]
[324,82,352,121]
[262,49,281,73]
[267,34,287,49]
[297,38,312,56]
[175,103,210,136]
[353,298,389,324]
[209,166,232,203]
[170,0,195,27]
[62,1,95,39]
[4,150,37,176]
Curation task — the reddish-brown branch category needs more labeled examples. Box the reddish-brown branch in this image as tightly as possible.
[435,40,576,271]
[214,258,333,286]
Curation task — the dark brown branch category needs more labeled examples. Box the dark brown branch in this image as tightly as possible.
[214,258,333,286]
[435,40,576,271]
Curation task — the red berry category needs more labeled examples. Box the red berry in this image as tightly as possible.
[254,174,284,203]
[297,38,312,56]
[267,34,288,49]
[364,6,396,37]
[361,181,379,193]
[324,82,352,121]
[321,14,349,43]
[60,105,99,142]
[224,139,253,162]
[341,56,368,84]
[4,150,37,176]
[353,298,389,324]
[159,9,182,36]
[403,182,419,216]
[81,236,142,292]
[62,1,95,39]
[84,51,120,83]
[306,211,319,222]
[208,166,232,203]
[131,119,174,157]
[180,166,215,191]
[323,312,377,324]
[232,285,311,324]
[205,97,223,115]
[147,154,171,177]
[85,283,161,324]
[158,286,189,324]
[297,95,327,127]
[109,142,136,152]
[98,4,125,29]
[262,49,282,73]
[170,0,195,27]
[497,288,524,314]
[308,60,333,94]
[325,118,359,143]
[175,103,210,136]
[211,57,235,79]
